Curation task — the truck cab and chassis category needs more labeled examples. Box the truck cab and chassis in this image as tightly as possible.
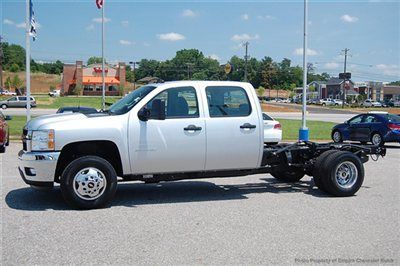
[18,81,386,209]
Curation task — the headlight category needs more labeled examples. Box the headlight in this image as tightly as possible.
[31,130,55,151]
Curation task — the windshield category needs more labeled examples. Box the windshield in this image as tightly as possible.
[107,85,157,115]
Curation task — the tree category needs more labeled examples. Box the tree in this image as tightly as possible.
[5,76,12,90]
[389,80,400,86]
[87,57,103,65]
[12,75,22,89]
[261,57,277,90]
[257,86,265,100]
[2,43,26,71]
[9,63,20,72]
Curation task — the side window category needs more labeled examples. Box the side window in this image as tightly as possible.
[8,97,17,101]
[349,115,363,124]
[147,86,199,119]
[19,97,27,101]
[206,86,251,117]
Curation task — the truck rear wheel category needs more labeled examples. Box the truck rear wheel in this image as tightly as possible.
[60,156,117,209]
[320,151,364,197]
[312,150,338,191]
[271,167,305,182]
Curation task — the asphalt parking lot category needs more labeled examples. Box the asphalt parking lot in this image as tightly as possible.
[1,142,399,265]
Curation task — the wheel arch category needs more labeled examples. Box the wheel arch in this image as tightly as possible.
[55,140,123,182]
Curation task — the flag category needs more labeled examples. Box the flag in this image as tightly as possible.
[96,0,103,9]
[29,0,37,41]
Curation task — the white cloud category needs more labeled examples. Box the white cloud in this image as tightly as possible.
[157,32,186,41]
[121,20,129,27]
[241,14,249,20]
[231,33,260,42]
[92,17,111,23]
[257,15,275,20]
[85,24,95,31]
[376,64,400,76]
[182,9,196,17]
[119,40,132,45]
[208,54,220,61]
[16,22,26,28]
[324,62,340,69]
[3,19,14,25]
[293,48,319,56]
[143,42,151,47]
[340,14,359,23]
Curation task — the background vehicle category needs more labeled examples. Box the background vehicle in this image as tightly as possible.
[317,98,334,106]
[307,98,318,105]
[332,99,343,106]
[262,113,282,144]
[1,90,17,96]
[57,106,98,114]
[18,81,386,209]
[0,96,36,109]
[0,111,11,153]
[49,89,61,97]
[331,112,400,146]
[362,99,382,107]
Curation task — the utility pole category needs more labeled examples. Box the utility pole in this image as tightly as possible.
[185,63,194,80]
[0,35,3,88]
[299,0,309,141]
[243,41,249,82]
[129,61,139,90]
[341,48,350,108]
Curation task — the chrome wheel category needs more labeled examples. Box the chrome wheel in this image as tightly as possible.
[371,133,382,146]
[333,131,342,142]
[73,167,107,200]
[335,161,358,189]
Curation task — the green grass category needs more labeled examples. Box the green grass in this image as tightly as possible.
[36,96,121,109]
[7,116,337,141]
[279,119,337,141]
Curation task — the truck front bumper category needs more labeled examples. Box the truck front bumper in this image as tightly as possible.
[18,150,60,187]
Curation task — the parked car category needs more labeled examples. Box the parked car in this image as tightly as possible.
[1,90,17,96]
[307,98,318,105]
[263,113,282,144]
[49,89,61,97]
[362,99,382,107]
[57,106,98,114]
[318,98,335,106]
[0,96,36,109]
[0,111,11,153]
[332,99,343,106]
[331,112,400,146]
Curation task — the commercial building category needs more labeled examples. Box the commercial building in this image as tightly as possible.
[62,61,126,96]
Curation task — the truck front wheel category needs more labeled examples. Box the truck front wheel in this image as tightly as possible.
[60,156,117,209]
[320,151,364,197]
[271,167,305,182]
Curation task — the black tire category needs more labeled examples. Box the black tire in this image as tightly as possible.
[265,142,279,145]
[60,156,117,209]
[6,134,9,146]
[322,103,326,106]
[360,141,367,145]
[312,150,338,191]
[271,167,305,182]
[1,104,7,109]
[0,144,5,153]
[331,130,343,143]
[320,151,364,197]
[370,132,384,146]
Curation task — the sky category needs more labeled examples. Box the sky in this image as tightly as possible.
[1,0,399,82]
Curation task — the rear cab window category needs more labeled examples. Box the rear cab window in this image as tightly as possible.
[205,86,251,117]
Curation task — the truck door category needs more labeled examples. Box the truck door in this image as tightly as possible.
[130,86,206,174]
[203,85,262,170]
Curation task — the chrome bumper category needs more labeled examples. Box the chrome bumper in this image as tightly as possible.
[18,150,60,185]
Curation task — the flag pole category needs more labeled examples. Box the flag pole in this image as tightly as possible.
[25,0,31,122]
[299,0,309,141]
[101,0,105,110]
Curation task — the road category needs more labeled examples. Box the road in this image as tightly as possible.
[1,143,399,264]
[267,102,359,114]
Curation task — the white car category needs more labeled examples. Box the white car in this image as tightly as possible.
[332,99,343,106]
[263,113,282,144]
[362,99,382,107]
[1,90,17,96]
[318,98,335,106]
[49,89,61,97]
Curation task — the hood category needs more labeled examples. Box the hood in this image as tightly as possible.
[25,112,87,130]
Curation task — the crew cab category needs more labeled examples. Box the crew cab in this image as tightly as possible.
[18,81,385,209]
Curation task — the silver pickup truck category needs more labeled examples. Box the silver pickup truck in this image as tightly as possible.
[18,81,385,209]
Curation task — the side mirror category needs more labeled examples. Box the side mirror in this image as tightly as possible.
[138,107,151,122]
[150,99,166,120]
[5,115,12,121]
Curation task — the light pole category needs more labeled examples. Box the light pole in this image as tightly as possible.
[129,61,139,90]
[299,0,309,141]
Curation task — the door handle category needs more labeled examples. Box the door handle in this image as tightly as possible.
[184,125,202,131]
[240,123,256,129]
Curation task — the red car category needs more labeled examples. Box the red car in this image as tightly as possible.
[0,111,11,153]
